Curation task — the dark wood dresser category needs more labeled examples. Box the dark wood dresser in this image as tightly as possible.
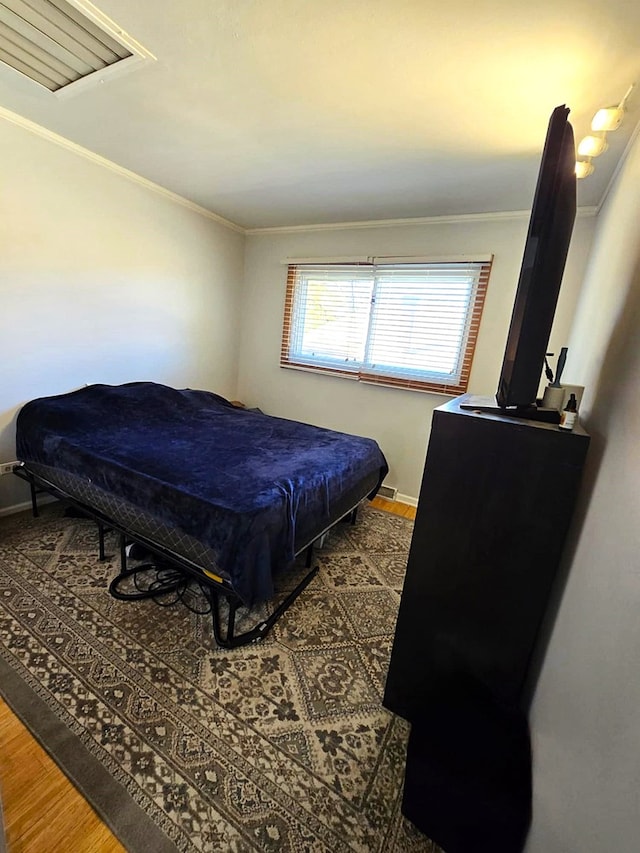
[384,395,589,852]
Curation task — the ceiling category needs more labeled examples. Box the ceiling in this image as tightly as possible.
[1,0,639,229]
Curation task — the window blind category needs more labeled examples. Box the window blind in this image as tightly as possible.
[281,258,492,394]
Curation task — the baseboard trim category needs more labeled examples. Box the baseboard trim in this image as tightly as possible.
[397,493,418,507]
[0,495,57,518]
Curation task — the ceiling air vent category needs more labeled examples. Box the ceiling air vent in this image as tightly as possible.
[0,0,154,97]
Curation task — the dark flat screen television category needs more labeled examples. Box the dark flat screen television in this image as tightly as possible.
[495,105,577,412]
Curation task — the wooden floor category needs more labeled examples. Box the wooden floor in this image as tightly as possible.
[0,701,127,853]
[371,495,416,520]
[0,496,415,851]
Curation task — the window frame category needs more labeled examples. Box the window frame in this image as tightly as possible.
[281,255,493,395]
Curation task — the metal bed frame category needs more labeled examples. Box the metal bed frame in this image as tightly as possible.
[13,464,359,649]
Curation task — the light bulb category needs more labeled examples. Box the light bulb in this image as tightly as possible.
[575,160,594,179]
[577,135,608,157]
[591,107,624,132]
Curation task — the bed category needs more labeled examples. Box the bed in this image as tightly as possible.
[14,382,388,647]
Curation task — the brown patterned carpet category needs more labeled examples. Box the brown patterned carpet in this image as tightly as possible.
[0,502,439,852]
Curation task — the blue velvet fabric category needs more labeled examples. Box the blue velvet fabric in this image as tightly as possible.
[16,382,388,605]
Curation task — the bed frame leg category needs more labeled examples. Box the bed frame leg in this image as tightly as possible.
[119,533,128,573]
[98,523,106,561]
[29,478,39,517]
[208,563,320,650]
[12,467,44,517]
[209,596,240,647]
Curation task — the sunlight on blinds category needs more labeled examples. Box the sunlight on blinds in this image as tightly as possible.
[282,258,492,393]
[289,265,373,372]
[366,265,478,381]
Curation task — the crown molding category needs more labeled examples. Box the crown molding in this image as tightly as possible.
[0,106,244,234]
[578,205,599,218]
[245,206,597,235]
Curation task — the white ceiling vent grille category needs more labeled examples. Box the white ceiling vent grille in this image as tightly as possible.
[0,0,154,97]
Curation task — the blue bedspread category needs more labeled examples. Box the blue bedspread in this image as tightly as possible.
[16,382,388,605]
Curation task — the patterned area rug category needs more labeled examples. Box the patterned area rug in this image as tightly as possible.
[0,502,439,852]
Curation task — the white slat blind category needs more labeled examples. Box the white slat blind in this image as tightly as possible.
[282,258,492,394]
[365,263,479,380]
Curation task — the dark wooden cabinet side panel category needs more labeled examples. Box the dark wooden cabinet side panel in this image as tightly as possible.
[384,402,589,720]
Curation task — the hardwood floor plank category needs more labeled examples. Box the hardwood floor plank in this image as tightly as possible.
[0,698,126,853]
[370,495,417,519]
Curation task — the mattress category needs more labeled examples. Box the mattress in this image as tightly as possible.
[16,382,388,605]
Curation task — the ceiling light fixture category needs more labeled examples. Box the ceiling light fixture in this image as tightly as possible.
[575,160,594,179]
[577,135,608,158]
[591,107,624,132]
[575,83,635,179]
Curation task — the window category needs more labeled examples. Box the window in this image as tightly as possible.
[281,256,492,394]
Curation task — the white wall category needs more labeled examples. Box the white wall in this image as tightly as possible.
[238,215,595,500]
[0,118,245,512]
[526,132,640,852]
